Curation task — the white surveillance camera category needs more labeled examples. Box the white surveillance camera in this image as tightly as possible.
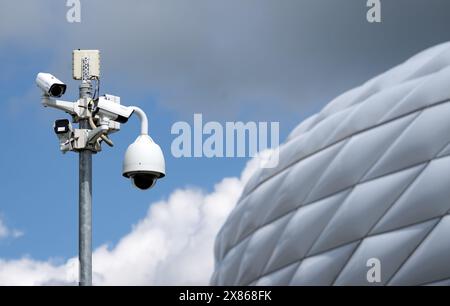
[36,73,67,98]
[122,135,165,190]
[96,95,134,123]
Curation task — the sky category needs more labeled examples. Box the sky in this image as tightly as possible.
[1,0,450,285]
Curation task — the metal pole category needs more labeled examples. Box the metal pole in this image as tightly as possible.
[79,81,92,286]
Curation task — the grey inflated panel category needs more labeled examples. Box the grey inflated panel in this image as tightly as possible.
[364,101,450,180]
[262,190,349,275]
[212,42,450,286]
[389,215,450,286]
[305,113,417,204]
[437,142,450,157]
[289,242,358,286]
[334,219,437,286]
[234,214,292,285]
[309,164,425,255]
[261,141,348,225]
[254,262,299,286]
[424,278,450,286]
[371,156,450,234]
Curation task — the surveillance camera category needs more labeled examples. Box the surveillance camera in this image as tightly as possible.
[53,119,74,153]
[36,73,67,98]
[123,135,165,190]
[96,95,134,123]
[54,119,72,135]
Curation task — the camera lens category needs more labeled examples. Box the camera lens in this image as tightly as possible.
[132,173,157,190]
[49,84,66,98]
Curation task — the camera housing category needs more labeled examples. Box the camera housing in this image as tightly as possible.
[36,73,67,98]
[96,95,134,123]
[122,135,165,190]
[54,119,72,135]
[53,119,74,153]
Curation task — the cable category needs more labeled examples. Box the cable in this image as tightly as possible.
[87,80,113,147]
[88,115,114,147]
[92,77,100,100]
[96,77,100,99]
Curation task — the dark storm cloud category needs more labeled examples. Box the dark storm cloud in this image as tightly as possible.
[2,0,450,117]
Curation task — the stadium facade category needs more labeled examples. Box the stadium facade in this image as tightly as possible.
[212,43,450,286]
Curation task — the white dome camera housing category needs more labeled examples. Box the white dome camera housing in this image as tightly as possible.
[123,135,165,190]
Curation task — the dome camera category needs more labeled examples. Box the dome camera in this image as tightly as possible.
[123,135,165,190]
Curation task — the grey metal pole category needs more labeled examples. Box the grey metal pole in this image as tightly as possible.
[79,81,93,286]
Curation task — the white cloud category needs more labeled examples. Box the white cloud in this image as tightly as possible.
[0,217,23,240]
[0,151,267,285]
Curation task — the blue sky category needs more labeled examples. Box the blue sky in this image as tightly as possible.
[0,39,296,261]
[0,54,289,260]
[1,0,450,285]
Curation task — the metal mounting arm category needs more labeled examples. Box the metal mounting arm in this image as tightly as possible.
[129,106,149,135]
[87,124,109,146]
[41,95,78,116]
